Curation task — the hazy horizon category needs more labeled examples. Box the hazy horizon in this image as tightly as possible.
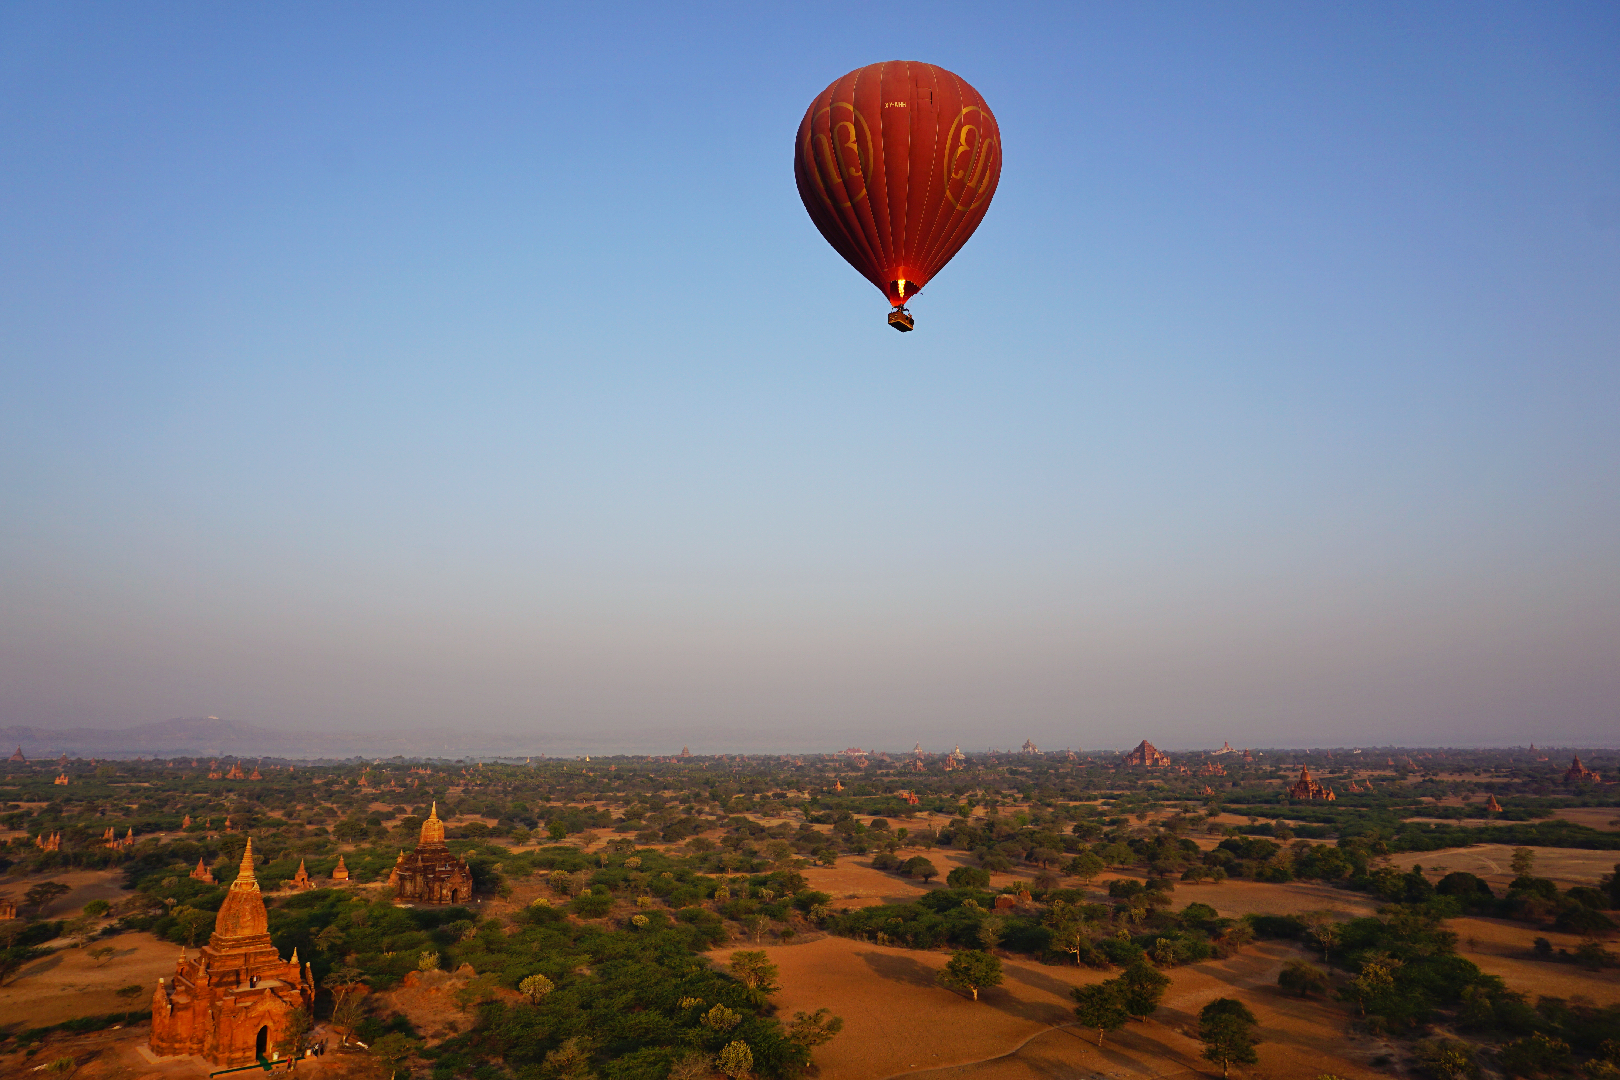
[3,4,1617,751]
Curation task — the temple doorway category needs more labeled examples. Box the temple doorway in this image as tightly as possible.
[448,889,458,904]
[256,1025,268,1059]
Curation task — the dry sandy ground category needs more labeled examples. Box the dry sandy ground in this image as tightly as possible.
[804,856,1384,927]
[0,931,177,1027]
[1451,917,1620,1007]
[373,965,522,1043]
[1387,845,1619,890]
[801,860,932,910]
[1170,880,1379,921]
[1551,807,1620,831]
[714,935,1389,1080]
[0,868,129,921]
[0,1022,386,1079]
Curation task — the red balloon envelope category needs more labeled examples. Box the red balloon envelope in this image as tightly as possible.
[795,61,1002,327]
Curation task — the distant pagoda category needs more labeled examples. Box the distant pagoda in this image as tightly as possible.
[1565,755,1602,785]
[393,803,473,905]
[1286,764,1335,801]
[1122,740,1170,768]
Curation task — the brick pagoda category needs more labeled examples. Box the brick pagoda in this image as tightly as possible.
[393,803,474,905]
[1286,764,1336,801]
[150,838,315,1066]
[1122,740,1170,768]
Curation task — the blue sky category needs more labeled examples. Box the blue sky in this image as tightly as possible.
[2,2,1616,752]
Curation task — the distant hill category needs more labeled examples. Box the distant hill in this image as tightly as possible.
[0,717,548,761]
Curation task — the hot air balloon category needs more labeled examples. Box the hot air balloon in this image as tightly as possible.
[794,61,1002,331]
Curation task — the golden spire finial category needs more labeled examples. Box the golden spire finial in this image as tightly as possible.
[236,836,257,886]
[429,801,439,821]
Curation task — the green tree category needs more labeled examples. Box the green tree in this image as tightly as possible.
[519,973,555,1003]
[370,1032,420,1080]
[1278,959,1330,998]
[542,1035,594,1080]
[716,1040,753,1079]
[171,906,207,947]
[1414,1039,1479,1080]
[453,973,503,1013]
[728,951,779,994]
[1348,958,1398,1017]
[1072,981,1129,1046]
[786,1008,843,1051]
[1509,847,1536,877]
[1500,1033,1571,1077]
[1301,912,1341,961]
[322,967,368,1039]
[937,950,1003,1001]
[1119,961,1170,1021]
[1066,851,1105,882]
[277,1006,312,1059]
[1198,998,1261,1078]
[902,856,939,882]
[946,866,990,889]
[24,881,71,916]
[0,941,49,986]
[1051,923,1090,966]
[701,1004,742,1032]
[547,820,568,841]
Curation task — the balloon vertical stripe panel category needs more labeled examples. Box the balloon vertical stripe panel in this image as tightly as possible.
[794,61,1001,318]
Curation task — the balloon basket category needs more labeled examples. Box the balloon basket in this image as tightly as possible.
[887,308,914,332]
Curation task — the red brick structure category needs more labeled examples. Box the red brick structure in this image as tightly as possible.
[288,859,313,891]
[1565,755,1602,785]
[1122,740,1170,768]
[1286,765,1335,801]
[150,838,315,1066]
[190,858,215,884]
[331,855,349,882]
[394,803,474,905]
[1485,794,1503,813]
[7,747,22,763]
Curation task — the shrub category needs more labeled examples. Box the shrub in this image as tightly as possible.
[1278,960,1330,998]
[1414,1038,1479,1079]
[1245,913,1306,939]
[947,866,990,889]
[1499,1032,1571,1077]
[570,891,612,918]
